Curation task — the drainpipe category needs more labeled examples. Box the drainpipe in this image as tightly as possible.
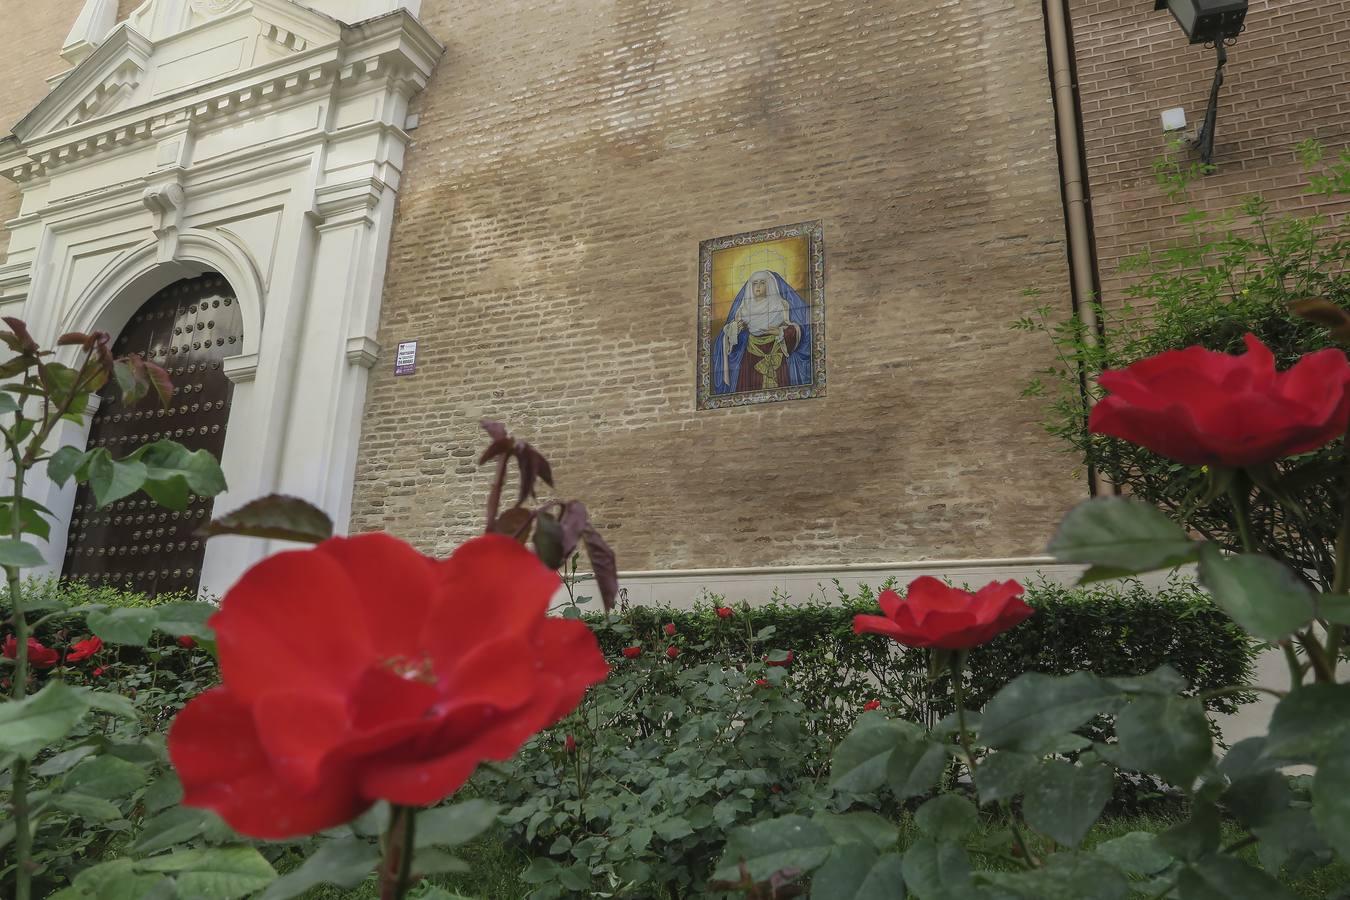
[1042,0,1109,495]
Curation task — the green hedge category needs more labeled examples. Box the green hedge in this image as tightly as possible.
[588,575,1256,738]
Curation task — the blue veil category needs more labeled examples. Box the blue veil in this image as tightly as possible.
[711,271,812,395]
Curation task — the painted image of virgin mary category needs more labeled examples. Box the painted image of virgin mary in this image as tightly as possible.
[710,270,812,395]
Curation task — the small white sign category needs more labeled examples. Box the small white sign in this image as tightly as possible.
[394,340,418,376]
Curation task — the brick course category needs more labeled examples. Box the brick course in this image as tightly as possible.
[1067,0,1350,312]
[349,0,1083,569]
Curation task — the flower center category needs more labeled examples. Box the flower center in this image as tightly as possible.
[379,653,436,684]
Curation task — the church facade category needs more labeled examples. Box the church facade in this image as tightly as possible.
[0,0,1345,602]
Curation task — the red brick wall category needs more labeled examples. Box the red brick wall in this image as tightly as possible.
[350,0,1084,569]
[1068,0,1350,311]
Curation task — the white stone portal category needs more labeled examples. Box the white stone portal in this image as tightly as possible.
[0,0,442,597]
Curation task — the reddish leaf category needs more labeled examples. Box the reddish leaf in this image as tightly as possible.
[94,334,115,376]
[1289,297,1350,328]
[56,332,94,347]
[198,494,334,544]
[478,437,515,466]
[76,357,109,395]
[480,420,509,443]
[143,360,175,408]
[490,507,534,543]
[113,359,147,407]
[0,357,32,379]
[516,442,554,504]
[1289,298,1350,345]
[532,512,566,568]
[1,318,38,354]
[582,526,618,612]
[558,500,592,557]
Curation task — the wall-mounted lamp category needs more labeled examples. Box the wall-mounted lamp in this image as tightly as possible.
[1154,0,1249,167]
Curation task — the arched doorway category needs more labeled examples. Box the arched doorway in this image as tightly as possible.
[62,273,243,597]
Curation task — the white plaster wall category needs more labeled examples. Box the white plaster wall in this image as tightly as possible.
[0,2,441,599]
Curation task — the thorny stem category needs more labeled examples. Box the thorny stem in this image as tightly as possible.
[1228,484,1256,554]
[1324,427,1350,670]
[1297,629,1336,684]
[1199,684,1286,702]
[1223,834,1260,855]
[1231,483,1311,690]
[1282,641,1307,691]
[8,435,32,900]
[483,454,510,533]
[949,654,1036,870]
[7,343,150,900]
[379,805,418,900]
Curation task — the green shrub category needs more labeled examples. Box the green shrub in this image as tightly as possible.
[1015,141,1350,589]
[592,576,1254,727]
[478,576,1253,897]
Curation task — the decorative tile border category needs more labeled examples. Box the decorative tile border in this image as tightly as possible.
[696,219,825,410]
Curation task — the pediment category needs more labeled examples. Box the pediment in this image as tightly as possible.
[10,0,341,145]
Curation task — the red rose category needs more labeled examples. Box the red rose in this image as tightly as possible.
[853,577,1032,650]
[715,606,734,619]
[863,699,881,712]
[663,622,677,637]
[167,533,608,839]
[770,784,782,794]
[665,645,679,660]
[66,636,103,663]
[754,678,769,688]
[622,645,642,659]
[764,650,794,667]
[1089,334,1350,467]
[564,734,577,753]
[177,635,197,649]
[4,635,59,669]
[92,667,106,677]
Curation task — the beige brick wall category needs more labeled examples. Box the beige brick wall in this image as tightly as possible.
[1068,0,1350,311]
[350,0,1084,570]
[0,0,88,263]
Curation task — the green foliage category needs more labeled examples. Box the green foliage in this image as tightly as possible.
[588,577,1254,735]
[481,615,837,899]
[1015,141,1350,589]
[476,579,1253,897]
[716,665,1348,898]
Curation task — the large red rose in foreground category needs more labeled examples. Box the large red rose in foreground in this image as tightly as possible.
[168,533,608,839]
[1088,333,1350,467]
[853,577,1032,650]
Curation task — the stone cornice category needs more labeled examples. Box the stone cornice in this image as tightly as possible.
[1,9,442,187]
[10,25,154,143]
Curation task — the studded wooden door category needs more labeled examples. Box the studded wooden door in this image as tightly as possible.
[62,273,243,597]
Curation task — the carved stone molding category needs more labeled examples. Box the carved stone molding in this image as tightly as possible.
[345,336,380,369]
[222,352,260,384]
[142,181,187,263]
[62,0,118,66]
[312,177,387,229]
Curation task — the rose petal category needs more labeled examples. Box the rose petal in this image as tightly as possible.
[212,548,372,703]
[318,534,442,658]
[423,534,560,663]
[169,688,367,839]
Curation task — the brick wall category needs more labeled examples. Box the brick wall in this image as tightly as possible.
[1068,0,1350,311]
[349,0,1084,570]
[0,0,87,262]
